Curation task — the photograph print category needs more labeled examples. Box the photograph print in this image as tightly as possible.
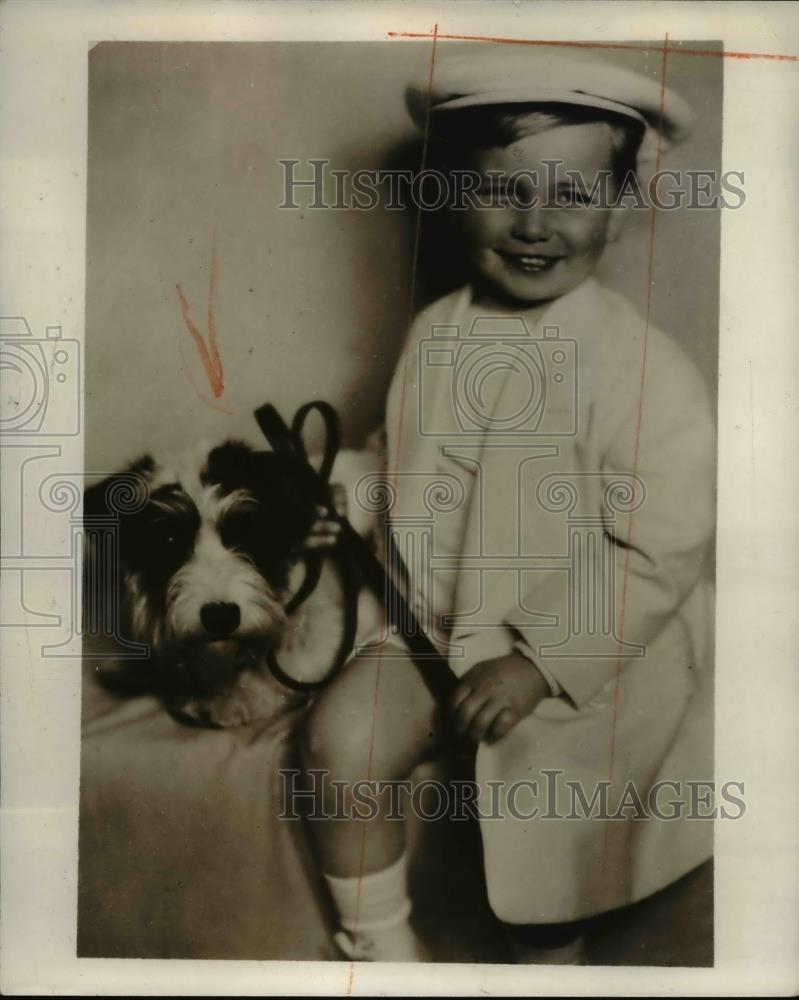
[79,34,724,966]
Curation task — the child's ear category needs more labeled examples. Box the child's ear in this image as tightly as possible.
[606,204,626,244]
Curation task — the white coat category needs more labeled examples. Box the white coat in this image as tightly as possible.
[381,277,716,922]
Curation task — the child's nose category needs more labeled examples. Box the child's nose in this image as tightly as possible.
[511,205,553,243]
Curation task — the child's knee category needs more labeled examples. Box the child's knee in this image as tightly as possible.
[299,654,436,783]
[300,692,373,781]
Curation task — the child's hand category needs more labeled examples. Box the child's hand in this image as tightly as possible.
[451,652,550,744]
[302,484,347,550]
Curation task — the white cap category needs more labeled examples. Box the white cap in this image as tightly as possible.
[406,45,693,145]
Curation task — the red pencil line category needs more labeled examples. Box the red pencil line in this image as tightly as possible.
[387,29,798,62]
[346,29,440,989]
[387,18,440,514]
[600,33,671,888]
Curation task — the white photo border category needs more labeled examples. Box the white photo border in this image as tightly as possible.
[1,1,797,995]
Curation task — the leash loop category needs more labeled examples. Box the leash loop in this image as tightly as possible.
[254,401,457,705]
[255,401,359,692]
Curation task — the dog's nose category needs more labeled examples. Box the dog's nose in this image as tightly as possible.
[200,601,241,636]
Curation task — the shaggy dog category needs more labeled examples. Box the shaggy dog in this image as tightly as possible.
[83,439,381,727]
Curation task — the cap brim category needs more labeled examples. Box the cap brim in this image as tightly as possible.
[405,47,694,144]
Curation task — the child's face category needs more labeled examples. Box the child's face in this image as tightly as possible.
[458,122,621,305]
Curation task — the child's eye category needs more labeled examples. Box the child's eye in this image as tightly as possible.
[553,187,591,208]
[477,184,509,204]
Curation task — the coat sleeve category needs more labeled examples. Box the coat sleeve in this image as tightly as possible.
[514,348,716,709]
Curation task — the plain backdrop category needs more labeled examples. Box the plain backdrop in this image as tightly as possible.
[85,40,721,472]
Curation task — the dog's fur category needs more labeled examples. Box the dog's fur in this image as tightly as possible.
[84,439,382,727]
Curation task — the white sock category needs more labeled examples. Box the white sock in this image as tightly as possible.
[324,853,412,933]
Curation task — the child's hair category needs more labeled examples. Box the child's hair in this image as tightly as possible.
[429,102,646,185]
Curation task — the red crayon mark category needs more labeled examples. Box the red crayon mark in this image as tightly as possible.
[387,29,798,62]
[175,333,233,415]
[176,231,230,412]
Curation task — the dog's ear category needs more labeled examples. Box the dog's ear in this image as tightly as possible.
[201,441,260,495]
[206,440,326,503]
[83,456,156,576]
[82,456,156,629]
[252,451,326,535]
[204,440,325,545]
[84,455,155,520]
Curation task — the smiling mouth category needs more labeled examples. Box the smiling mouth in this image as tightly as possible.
[497,252,564,273]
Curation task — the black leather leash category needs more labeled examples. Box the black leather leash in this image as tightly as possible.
[258,402,359,693]
[254,401,457,706]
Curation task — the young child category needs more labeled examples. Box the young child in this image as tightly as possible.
[300,46,716,963]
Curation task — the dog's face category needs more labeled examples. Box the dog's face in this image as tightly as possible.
[85,440,325,674]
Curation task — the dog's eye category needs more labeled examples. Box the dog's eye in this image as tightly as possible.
[120,498,199,578]
[220,505,262,550]
[151,518,190,551]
